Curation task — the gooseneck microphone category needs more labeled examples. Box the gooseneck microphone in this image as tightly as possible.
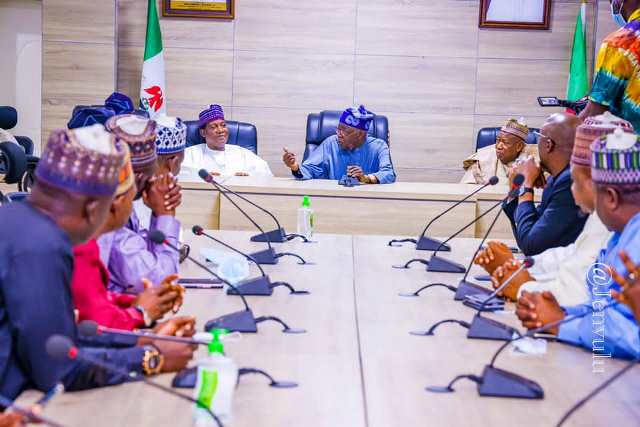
[149,230,305,334]
[45,335,224,427]
[192,225,309,296]
[394,175,524,275]
[0,393,65,427]
[388,176,499,251]
[197,169,308,244]
[555,358,638,426]
[427,302,619,399]
[411,258,534,341]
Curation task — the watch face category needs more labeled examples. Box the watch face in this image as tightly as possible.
[148,355,159,370]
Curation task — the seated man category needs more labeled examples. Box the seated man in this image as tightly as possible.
[503,112,586,256]
[98,115,181,294]
[515,130,640,359]
[72,144,184,330]
[0,125,193,401]
[461,118,535,185]
[282,105,396,184]
[180,104,273,180]
[476,113,634,304]
[134,114,186,228]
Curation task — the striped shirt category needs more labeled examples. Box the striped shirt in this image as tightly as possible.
[590,9,640,130]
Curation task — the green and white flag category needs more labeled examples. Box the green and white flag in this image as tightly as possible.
[566,0,589,101]
[140,0,166,118]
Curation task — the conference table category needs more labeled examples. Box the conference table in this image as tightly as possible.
[178,177,541,240]
[17,230,640,427]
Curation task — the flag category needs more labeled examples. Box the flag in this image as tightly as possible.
[566,1,589,101]
[140,0,166,118]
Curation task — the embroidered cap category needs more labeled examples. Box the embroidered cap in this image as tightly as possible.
[500,118,529,142]
[573,112,634,166]
[105,114,157,171]
[198,104,225,128]
[591,128,640,186]
[339,105,375,132]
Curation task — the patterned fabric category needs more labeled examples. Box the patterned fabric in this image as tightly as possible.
[572,112,634,166]
[104,92,135,115]
[500,117,529,142]
[116,144,134,196]
[198,104,225,128]
[35,126,125,196]
[106,114,157,170]
[589,9,640,130]
[591,130,640,185]
[155,115,187,155]
[339,105,374,131]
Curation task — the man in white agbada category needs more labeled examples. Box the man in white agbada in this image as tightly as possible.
[179,104,273,181]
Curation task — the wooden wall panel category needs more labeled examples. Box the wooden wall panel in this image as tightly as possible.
[42,0,614,182]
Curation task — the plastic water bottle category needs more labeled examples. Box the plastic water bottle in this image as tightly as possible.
[296,195,314,239]
[216,252,249,290]
[193,329,238,426]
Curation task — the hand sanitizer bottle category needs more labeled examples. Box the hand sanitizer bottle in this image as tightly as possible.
[193,329,238,426]
[296,195,314,239]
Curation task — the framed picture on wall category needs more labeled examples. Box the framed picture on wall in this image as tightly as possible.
[162,0,234,20]
[479,0,552,30]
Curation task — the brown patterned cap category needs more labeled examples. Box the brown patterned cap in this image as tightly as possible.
[572,112,634,166]
[105,114,157,171]
[35,125,125,196]
[500,118,529,142]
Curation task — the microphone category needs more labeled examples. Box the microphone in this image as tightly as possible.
[0,393,65,427]
[192,225,309,296]
[388,176,499,251]
[411,257,535,341]
[394,175,524,275]
[427,302,619,399]
[198,169,309,243]
[555,358,638,426]
[397,174,524,301]
[45,334,224,427]
[149,230,305,334]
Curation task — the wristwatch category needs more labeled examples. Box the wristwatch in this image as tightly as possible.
[518,186,534,197]
[142,345,164,376]
[134,305,155,328]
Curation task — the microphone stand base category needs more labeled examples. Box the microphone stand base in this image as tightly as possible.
[250,228,286,243]
[227,275,274,296]
[478,365,544,399]
[416,236,451,252]
[205,309,258,333]
[453,280,492,301]
[467,314,518,341]
[250,247,279,265]
[427,255,466,273]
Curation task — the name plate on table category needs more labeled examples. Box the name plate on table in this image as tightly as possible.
[163,0,234,19]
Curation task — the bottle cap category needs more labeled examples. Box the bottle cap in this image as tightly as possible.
[302,195,311,208]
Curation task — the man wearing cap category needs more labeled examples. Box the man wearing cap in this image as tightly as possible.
[282,105,396,184]
[98,115,181,294]
[579,0,640,130]
[71,144,186,330]
[515,129,640,359]
[0,125,194,401]
[179,104,272,180]
[461,118,536,185]
[502,113,586,256]
[476,113,633,304]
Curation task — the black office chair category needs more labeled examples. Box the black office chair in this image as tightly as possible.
[184,120,258,155]
[304,110,389,161]
[475,127,539,152]
[0,106,34,155]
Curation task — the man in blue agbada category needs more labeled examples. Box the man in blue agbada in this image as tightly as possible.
[282,105,396,184]
[516,129,640,359]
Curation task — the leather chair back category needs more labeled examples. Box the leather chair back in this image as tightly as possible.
[0,106,34,155]
[304,111,389,161]
[184,120,258,155]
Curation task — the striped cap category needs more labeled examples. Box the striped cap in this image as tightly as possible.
[573,112,634,166]
[591,129,640,185]
[198,104,225,128]
[500,118,529,142]
[155,115,187,155]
